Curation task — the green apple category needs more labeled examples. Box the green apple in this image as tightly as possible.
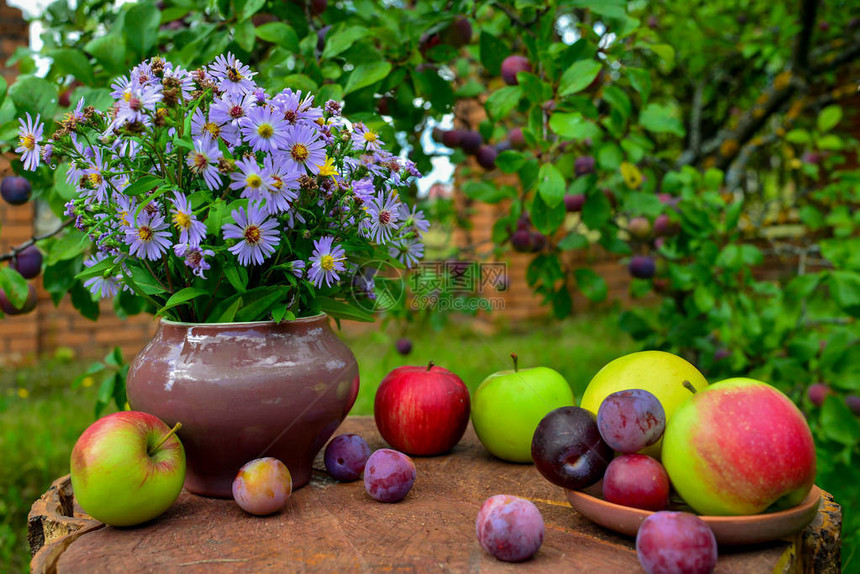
[471,354,575,463]
[70,411,186,526]
[663,378,816,515]
[579,350,708,457]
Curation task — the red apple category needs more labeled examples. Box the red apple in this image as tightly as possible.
[374,361,470,456]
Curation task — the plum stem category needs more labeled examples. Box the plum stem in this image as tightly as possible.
[149,422,182,455]
[683,380,697,394]
[511,353,519,372]
[427,360,435,372]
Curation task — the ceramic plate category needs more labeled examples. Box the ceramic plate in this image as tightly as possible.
[566,484,822,545]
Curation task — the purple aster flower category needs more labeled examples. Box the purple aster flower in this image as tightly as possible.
[229,157,273,202]
[162,64,195,101]
[186,135,223,191]
[363,191,402,244]
[308,236,347,288]
[210,93,256,125]
[130,60,158,87]
[222,203,280,265]
[191,107,227,142]
[261,155,300,215]
[283,123,326,174]
[388,237,424,269]
[82,148,110,202]
[272,89,322,125]
[324,99,341,116]
[110,75,132,101]
[113,82,163,126]
[83,253,122,298]
[284,206,306,229]
[124,211,172,261]
[252,87,268,106]
[400,204,430,235]
[287,259,305,278]
[174,243,214,278]
[352,177,376,204]
[240,106,289,153]
[65,98,86,122]
[115,195,137,228]
[208,52,257,98]
[351,122,384,152]
[171,192,207,245]
[41,141,54,164]
[16,113,44,171]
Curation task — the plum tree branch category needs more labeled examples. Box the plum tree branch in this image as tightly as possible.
[0,218,75,262]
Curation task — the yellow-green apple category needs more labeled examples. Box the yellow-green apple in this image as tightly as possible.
[374,361,470,456]
[70,411,186,526]
[471,354,575,463]
[662,378,816,515]
[579,350,708,457]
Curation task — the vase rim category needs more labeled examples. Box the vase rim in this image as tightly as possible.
[159,313,328,328]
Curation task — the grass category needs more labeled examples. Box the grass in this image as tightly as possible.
[1,312,857,571]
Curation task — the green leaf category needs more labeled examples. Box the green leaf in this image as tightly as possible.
[235,287,288,322]
[693,284,715,312]
[224,261,249,293]
[495,150,529,174]
[821,395,860,446]
[485,86,521,120]
[129,265,167,296]
[461,181,514,203]
[240,0,266,19]
[597,143,624,170]
[123,174,162,197]
[0,76,6,108]
[479,31,510,76]
[785,129,810,144]
[569,0,627,19]
[234,19,256,52]
[531,193,566,235]
[70,281,100,321]
[602,85,632,121]
[256,22,299,52]
[49,49,95,85]
[75,256,116,281]
[548,112,601,140]
[648,43,675,70]
[582,188,611,229]
[817,105,842,132]
[0,267,28,308]
[317,296,375,322]
[640,103,685,136]
[574,268,608,302]
[45,230,87,265]
[8,76,57,121]
[817,135,843,151]
[537,163,565,207]
[623,192,663,217]
[829,271,860,317]
[559,60,601,97]
[344,61,391,95]
[627,68,651,102]
[95,374,116,418]
[323,25,368,58]
[72,362,107,389]
[84,35,127,75]
[213,297,242,322]
[558,232,588,251]
[125,2,160,59]
[157,288,210,316]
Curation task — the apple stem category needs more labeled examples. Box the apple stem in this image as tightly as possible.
[149,422,182,455]
[511,353,519,373]
[427,360,435,372]
[683,380,697,394]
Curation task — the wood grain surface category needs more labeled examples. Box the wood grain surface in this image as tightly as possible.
[29,416,841,573]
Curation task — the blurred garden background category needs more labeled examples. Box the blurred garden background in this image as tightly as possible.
[1,0,859,571]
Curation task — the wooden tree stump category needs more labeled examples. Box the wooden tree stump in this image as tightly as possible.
[29,417,841,573]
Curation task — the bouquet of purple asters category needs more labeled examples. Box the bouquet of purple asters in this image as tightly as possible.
[16,53,428,323]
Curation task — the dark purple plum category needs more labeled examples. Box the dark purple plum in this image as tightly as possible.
[629,256,656,279]
[501,55,532,86]
[574,155,595,176]
[324,434,372,482]
[11,245,43,279]
[602,454,670,511]
[476,145,498,170]
[529,231,546,252]
[808,383,830,408]
[475,494,544,562]
[1,176,32,206]
[460,131,483,154]
[395,337,412,356]
[0,284,37,315]
[509,127,526,149]
[364,448,415,502]
[511,229,532,253]
[515,213,530,231]
[441,129,464,149]
[441,17,472,47]
[564,193,585,213]
[846,395,860,417]
[232,457,292,516]
[597,389,666,453]
[636,512,718,574]
[531,406,612,490]
[653,214,679,237]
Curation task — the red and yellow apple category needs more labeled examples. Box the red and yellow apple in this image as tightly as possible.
[662,378,816,515]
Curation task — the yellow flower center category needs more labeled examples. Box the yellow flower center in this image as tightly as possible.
[173,211,192,230]
[244,225,261,244]
[246,174,263,189]
[204,122,221,137]
[193,153,208,170]
[291,143,309,162]
[318,156,337,177]
[271,176,283,190]
[363,131,378,143]
[120,210,130,226]
[88,173,103,186]
[138,226,153,242]
[257,123,274,139]
[123,91,132,102]
[320,254,335,271]
[19,135,35,151]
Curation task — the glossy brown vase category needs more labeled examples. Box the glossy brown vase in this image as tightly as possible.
[126,315,360,498]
